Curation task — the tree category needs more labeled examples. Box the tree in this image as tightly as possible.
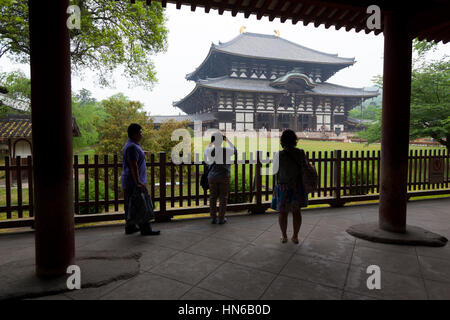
[94,93,157,155]
[348,103,381,120]
[409,58,450,149]
[0,0,168,87]
[358,40,450,150]
[72,89,107,150]
[0,70,31,117]
[0,70,31,104]
[155,119,192,159]
[74,88,96,107]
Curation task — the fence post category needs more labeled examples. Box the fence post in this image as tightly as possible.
[156,151,171,222]
[331,149,344,207]
[250,150,265,214]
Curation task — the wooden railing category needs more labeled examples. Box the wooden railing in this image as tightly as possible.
[0,149,449,229]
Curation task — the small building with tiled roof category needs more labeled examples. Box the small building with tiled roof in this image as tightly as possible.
[174,31,378,132]
[0,113,81,159]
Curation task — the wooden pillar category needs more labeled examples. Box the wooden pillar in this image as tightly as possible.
[29,0,75,276]
[379,11,412,233]
[330,100,335,132]
[293,94,299,132]
[253,94,258,129]
[273,107,278,129]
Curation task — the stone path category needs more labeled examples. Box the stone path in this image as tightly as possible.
[1,198,450,300]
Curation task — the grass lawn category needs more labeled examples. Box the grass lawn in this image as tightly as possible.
[191,136,445,160]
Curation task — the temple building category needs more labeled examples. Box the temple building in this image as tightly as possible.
[173,31,378,132]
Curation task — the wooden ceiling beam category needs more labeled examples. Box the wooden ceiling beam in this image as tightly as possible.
[313,6,330,27]
[279,2,296,23]
[204,1,211,13]
[256,0,274,20]
[429,24,450,44]
[333,10,350,31]
[407,3,450,39]
[415,20,450,42]
[345,11,361,31]
[190,1,198,11]
[244,0,259,18]
[232,0,246,17]
[268,0,286,22]
[292,3,309,25]
[324,7,339,29]
[354,13,369,33]
[302,5,324,26]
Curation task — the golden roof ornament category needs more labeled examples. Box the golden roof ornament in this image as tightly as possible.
[274,29,280,37]
[240,26,246,34]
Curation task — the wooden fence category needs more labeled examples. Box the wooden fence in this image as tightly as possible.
[0,149,449,229]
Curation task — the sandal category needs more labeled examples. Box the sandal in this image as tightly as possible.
[291,237,299,244]
[280,237,288,243]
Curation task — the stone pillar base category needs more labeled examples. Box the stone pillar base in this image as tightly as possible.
[347,222,448,247]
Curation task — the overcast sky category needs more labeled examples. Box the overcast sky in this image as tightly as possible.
[1,4,449,116]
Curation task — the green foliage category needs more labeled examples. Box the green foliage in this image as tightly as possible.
[348,103,381,120]
[358,43,450,150]
[0,104,10,119]
[72,89,108,150]
[228,169,251,204]
[74,88,96,107]
[0,70,31,106]
[0,0,168,87]
[156,119,192,159]
[94,93,157,155]
[76,178,114,214]
[0,0,29,61]
[413,39,438,58]
[341,163,376,195]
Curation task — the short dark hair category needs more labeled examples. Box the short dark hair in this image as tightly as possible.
[127,123,142,139]
[280,129,298,148]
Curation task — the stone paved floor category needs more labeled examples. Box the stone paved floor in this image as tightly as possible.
[1,198,450,300]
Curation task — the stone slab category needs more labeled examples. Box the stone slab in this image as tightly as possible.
[0,250,141,300]
[347,222,448,247]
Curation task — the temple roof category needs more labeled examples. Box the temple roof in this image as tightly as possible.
[196,77,286,93]
[187,32,355,80]
[308,82,379,97]
[213,33,355,65]
[177,76,377,99]
[174,76,378,113]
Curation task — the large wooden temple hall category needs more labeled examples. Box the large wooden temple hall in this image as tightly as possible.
[173,31,379,132]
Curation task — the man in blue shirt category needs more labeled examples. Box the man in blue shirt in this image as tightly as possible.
[121,123,160,236]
